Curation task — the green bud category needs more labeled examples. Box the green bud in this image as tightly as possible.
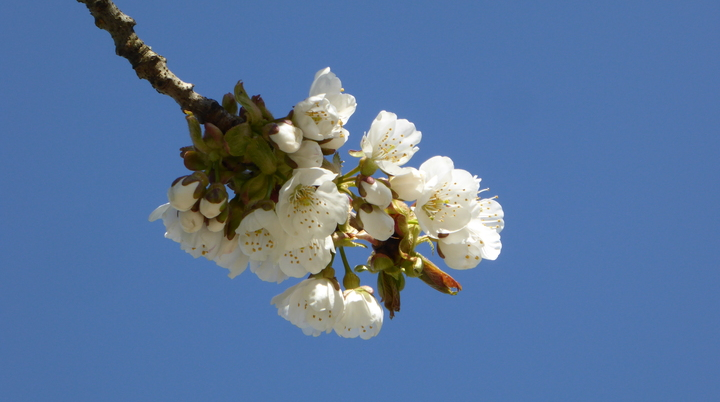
[186,115,211,154]
[360,157,378,177]
[183,150,207,171]
[243,173,271,204]
[203,123,224,150]
[222,93,238,115]
[252,95,274,121]
[369,252,395,273]
[234,81,262,124]
[246,137,277,175]
[224,122,252,157]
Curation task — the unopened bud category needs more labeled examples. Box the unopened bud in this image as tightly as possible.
[168,172,208,211]
[179,209,204,233]
[268,120,303,154]
[199,183,228,219]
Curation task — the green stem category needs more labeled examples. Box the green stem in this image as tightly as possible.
[339,165,361,181]
[339,246,361,289]
[339,246,352,275]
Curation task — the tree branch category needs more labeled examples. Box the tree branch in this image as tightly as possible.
[78,0,244,133]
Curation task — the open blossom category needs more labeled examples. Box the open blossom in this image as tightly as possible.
[334,287,383,340]
[308,67,356,124]
[149,203,247,277]
[293,68,355,152]
[271,277,345,336]
[414,156,480,238]
[279,235,334,277]
[361,111,421,175]
[437,198,504,269]
[276,168,349,239]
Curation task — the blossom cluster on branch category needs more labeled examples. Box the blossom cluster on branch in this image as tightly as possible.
[150,68,504,339]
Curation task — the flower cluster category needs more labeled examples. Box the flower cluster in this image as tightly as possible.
[150,68,504,338]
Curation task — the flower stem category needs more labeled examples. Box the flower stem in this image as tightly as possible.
[339,246,360,289]
[339,165,361,181]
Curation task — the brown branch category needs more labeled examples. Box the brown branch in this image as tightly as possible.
[77,0,244,133]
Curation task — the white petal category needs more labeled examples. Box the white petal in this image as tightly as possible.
[359,206,395,241]
[361,180,392,207]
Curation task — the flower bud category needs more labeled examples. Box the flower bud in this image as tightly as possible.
[268,120,303,153]
[360,179,392,208]
[389,167,425,201]
[179,209,204,233]
[199,183,228,219]
[167,172,208,211]
[288,140,323,168]
[206,217,226,232]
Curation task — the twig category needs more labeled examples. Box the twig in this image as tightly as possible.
[77,0,244,132]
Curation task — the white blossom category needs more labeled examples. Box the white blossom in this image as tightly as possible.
[270,121,303,153]
[276,168,349,239]
[236,209,284,263]
[308,67,356,124]
[149,203,247,277]
[437,198,504,270]
[293,68,355,150]
[361,111,421,175]
[271,277,345,336]
[288,140,324,168]
[359,206,395,241]
[279,235,334,278]
[293,95,346,142]
[213,236,250,278]
[414,156,479,238]
[334,287,383,340]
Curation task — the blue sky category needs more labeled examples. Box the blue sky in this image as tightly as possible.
[1,1,719,400]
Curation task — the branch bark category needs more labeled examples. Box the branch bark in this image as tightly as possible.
[77,0,244,133]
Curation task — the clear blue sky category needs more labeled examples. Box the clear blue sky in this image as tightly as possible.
[1,1,719,401]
